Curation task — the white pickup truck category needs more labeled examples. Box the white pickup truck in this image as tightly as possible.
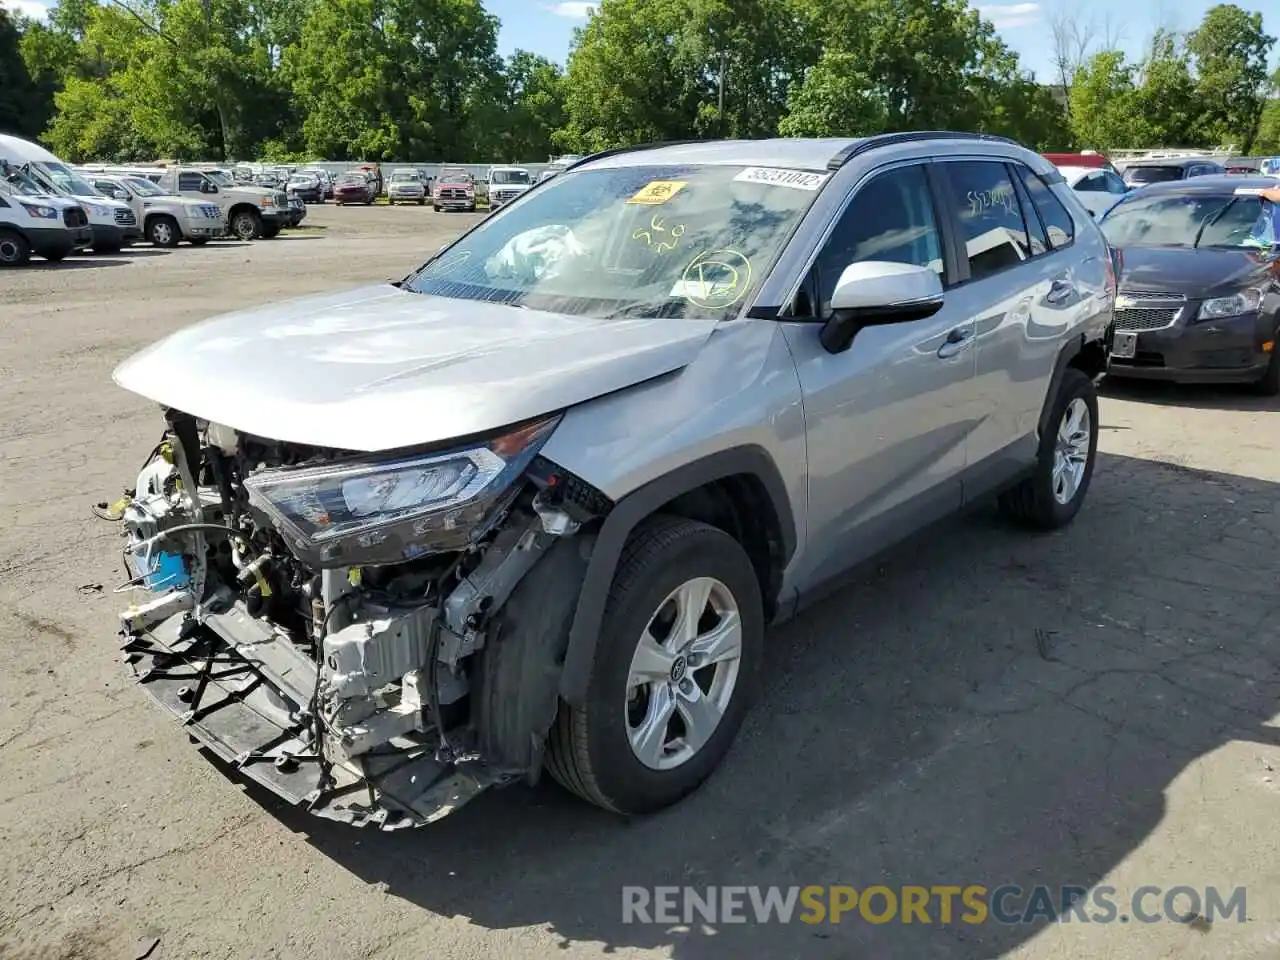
[86,173,226,247]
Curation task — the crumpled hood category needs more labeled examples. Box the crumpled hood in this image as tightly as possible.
[113,284,719,452]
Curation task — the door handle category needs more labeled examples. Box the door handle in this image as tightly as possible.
[1046,279,1076,304]
[937,327,974,359]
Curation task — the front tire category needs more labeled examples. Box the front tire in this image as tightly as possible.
[1250,347,1280,396]
[0,229,32,266]
[545,516,763,815]
[260,222,281,239]
[146,215,180,248]
[999,367,1099,529]
[230,210,261,241]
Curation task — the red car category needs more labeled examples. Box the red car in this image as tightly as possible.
[334,173,376,206]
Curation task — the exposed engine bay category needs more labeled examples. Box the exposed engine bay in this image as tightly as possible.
[109,408,607,829]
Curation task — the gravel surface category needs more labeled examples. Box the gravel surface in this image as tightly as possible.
[2,203,1279,960]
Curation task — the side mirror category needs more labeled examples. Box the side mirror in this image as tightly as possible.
[202,182,218,194]
[820,261,945,354]
[112,188,129,200]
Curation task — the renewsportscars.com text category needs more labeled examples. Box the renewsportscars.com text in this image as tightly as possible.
[622,884,1247,926]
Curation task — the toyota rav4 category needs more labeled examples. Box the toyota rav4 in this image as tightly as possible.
[105,133,1113,830]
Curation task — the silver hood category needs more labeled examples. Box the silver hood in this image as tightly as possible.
[113,284,718,452]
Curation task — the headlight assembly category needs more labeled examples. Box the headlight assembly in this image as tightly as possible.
[20,202,58,219]
[1197,288,1262,320]
[244,416,560,567]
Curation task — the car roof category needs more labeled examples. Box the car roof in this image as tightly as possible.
[1126,157,1223,169]
[1130,174,1276,195]
[572,132,1046,175]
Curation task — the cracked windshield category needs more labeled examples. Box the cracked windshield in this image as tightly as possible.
[407,164,827,320]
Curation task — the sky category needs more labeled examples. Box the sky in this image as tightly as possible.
[4,0,1273,83]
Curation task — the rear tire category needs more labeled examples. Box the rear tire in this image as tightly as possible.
[999,367,1099,530]
[93,242,121,254]
[188,238,209,246]
[260,223,281,239]
[43,249,68,262]
[545,516,763,815]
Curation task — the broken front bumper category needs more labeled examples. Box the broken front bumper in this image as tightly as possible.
[121,600,498,829]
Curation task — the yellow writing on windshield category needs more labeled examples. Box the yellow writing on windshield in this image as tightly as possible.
[632,215,687,252]
[628,180,688,205]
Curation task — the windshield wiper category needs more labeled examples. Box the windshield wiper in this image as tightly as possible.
[602,301,689,321]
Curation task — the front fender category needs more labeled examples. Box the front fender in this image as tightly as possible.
[556,445,797,706]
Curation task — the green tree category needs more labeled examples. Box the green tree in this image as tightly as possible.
[1186,4,1275,152]
[1129,29,1201,148]
[1068,50,1136,152]
[1255,67,1280,154]
[495,51,567,160]
[0,8,49,137]
[285,0,500,160]
[780,0,1067,147]
[557,0,810,151]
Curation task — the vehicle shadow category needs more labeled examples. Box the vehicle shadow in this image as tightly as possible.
[1102,376,1278,412]
[27,257,132,270]
[245,451,1280,959]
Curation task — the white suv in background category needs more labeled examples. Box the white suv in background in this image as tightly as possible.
[88,173,225,247]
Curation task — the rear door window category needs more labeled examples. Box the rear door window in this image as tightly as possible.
[1015,165,1075,249]
[178,172,204,192]
[940,160,1034,279]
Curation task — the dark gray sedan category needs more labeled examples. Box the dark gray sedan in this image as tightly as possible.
[1099,176,1280,394]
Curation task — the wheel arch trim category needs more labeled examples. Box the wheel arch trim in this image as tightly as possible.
[557,445,796,706]
[1037,335,1085,442]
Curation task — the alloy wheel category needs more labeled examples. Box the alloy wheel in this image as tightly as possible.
[625,576,742,771]
[1053,397,1091,504]
[0,238,19,263]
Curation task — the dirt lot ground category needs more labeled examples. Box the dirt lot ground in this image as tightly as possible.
[2,203,1279,960]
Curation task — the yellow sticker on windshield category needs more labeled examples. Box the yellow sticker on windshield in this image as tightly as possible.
[627,180,688,205]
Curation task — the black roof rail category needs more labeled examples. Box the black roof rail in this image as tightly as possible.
[563,139,723,171]
[826,131,1022,171]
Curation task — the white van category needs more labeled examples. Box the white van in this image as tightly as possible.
[0,134,140,252]
[0,165,93,265]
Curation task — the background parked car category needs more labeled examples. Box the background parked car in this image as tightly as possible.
[1056,165,1130,218]
[302,167,334,199]
[0,167,91,264]
[334,172,376,205]
[433,166,476,211]
[1121,157,1226,187]
[487,165,533,209]
[88,173,225,246]
[287,171,325,203]
[1098,175,1280,394]
[387,169,426,205]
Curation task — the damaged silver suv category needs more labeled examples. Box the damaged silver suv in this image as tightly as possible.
[107,133,1113,829]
